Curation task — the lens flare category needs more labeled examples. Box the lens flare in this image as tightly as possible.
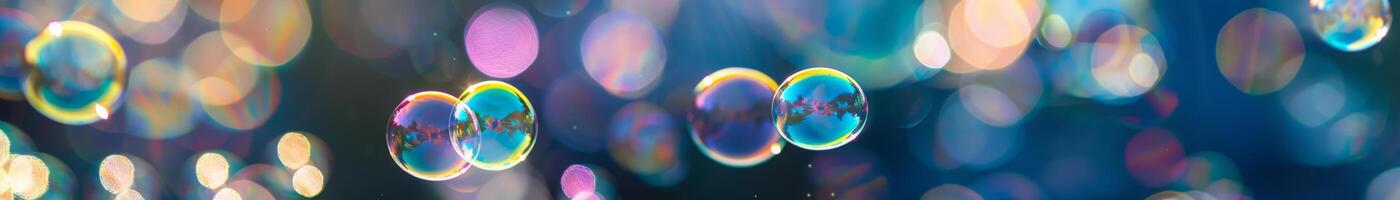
[292,166,324,197]
[1310,0,1391,52]
[218,0,312,67]
[1216,9,1305,95]
[451,81,537,171]
[608,102,686,187]
[464,4,539,78]
[99,155,135,194]
[0,9,37,100]
[580,11,667,99]
[690,68,784,167]
[387,91,472,181]
[773,67,868,151]
[22,21,127,125]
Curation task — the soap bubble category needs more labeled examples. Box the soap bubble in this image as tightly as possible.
[1310,0,1392,52]
[773,67,868,151]
[387,91,472,181]
[451,81,537,171]
[690,68,784,167]
[22,21,127,125]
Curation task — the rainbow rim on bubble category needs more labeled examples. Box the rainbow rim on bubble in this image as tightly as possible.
[691,67,786,167]
[772,67,866,151]
[22,21,127,125]
[454,80,536,171]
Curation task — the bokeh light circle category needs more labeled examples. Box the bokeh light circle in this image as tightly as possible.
[22,21,127,125]
[387,91,472,181]
[560,164,596,199]
[608,101,686,187]
[945,0,1041,72]
[1091,25,1167,98]
[98,155,135,194]
[124,58,198,139]
[114,189,143,200]
[108,0,187,45]
[112,0,180,22]
[964,0,1035,47]
[7,155,47,199]
[218,0,312,66]
[920,184,981,200]
[913,30,952,70]
[194,152,230,189]
[970,172,1044,200]
[1368,167,1400,200]
[0,9,37,100]
[277,132,312,170]
[773,67,868,151]
[690,68,784,167]
[580,11,667,99]
[183,31,259,107]
[291,166,324,197]
[212,188,240,200]
[936,92,1022,169]
[1125,128,1187,187]
[451,81,537,171]
[1216,9,1305,95]
[1039,14,1073,49]
[465,4,539,78]
[1310,0,1392,52]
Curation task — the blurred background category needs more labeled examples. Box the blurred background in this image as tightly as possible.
[0,0,1398,199]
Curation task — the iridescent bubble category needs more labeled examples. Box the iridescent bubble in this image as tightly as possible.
[124,58,197,139]
[465,3,538,78]
[22,21,127,125]
[913,30,951,70]
[531,0,589,18]
[581,11,667,99]
[773,67,868,151]
[920,184,981,200]
[291,166,323,197]
[450,81,537,171]
[1216,9,1305,95]
[218,0,312,67]
[1039,14,1073,49]
[1311,0,1392,52]
[970,172,1044,200]
[1092,25,1166,98]
[1368,167,1400,200]
[690,68,784,167]
[607,102,686,187]
[387,91,472,181]
[0,9,37,100]
[1125,128,1187,187]
[560,164,596,199]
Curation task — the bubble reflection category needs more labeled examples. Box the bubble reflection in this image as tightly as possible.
[23,21,127,125]
[773,67,868,151]
[387,91,471,181]
[451,81,537,171]
[690,68,784,167]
